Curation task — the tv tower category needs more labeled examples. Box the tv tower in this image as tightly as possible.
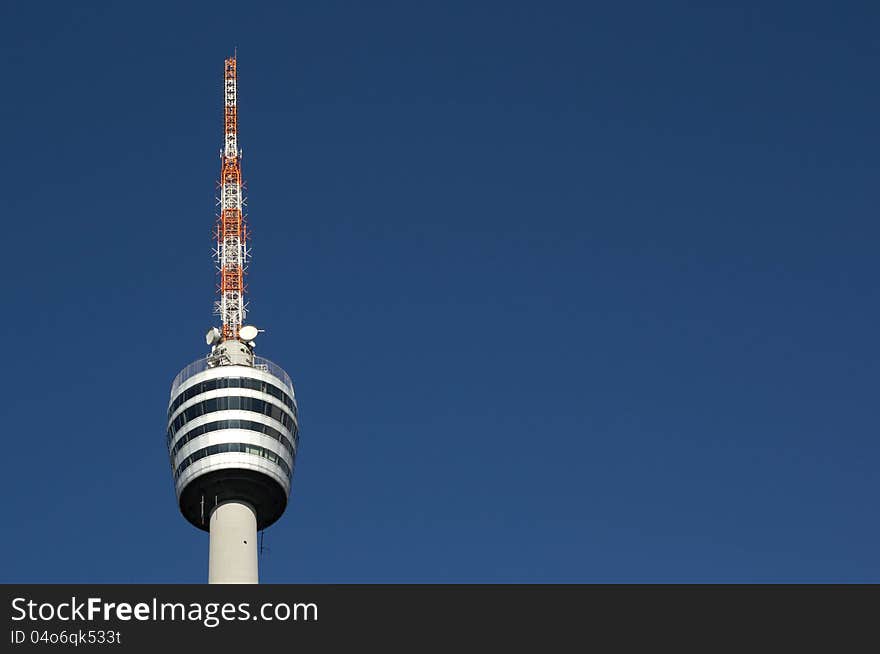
[166,56,299,583]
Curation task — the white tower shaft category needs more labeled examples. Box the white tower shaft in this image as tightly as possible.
[208,501,259,584]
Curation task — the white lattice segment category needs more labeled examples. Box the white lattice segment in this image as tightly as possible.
[224,75,238,157]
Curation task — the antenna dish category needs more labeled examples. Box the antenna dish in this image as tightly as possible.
[239,325,259,341]
[205,327,222,346]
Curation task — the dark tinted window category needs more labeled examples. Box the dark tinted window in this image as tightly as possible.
[169,418,297,457]
[168,396,296,437]
[174,442,292,479]
[169,376,297,418]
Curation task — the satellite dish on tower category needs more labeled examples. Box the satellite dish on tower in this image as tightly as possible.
[239,325,259,341]
[205,327,222,346]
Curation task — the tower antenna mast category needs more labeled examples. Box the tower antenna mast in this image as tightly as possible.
[216,56,248,341]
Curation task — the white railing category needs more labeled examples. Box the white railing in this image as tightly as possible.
[170,355,294,397]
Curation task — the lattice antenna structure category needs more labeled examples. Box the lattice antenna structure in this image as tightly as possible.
[214,56,250,342]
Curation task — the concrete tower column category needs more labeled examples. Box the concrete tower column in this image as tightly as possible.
[208,501,258,584]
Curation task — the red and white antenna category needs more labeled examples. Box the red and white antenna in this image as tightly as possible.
[214,55,249,341]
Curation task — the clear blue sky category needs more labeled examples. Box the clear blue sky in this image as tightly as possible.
[1,1,877,582]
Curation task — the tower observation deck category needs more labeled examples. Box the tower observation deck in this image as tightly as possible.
[167,56,299,584]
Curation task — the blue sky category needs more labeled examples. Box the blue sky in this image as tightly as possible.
[1,0,877,582]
